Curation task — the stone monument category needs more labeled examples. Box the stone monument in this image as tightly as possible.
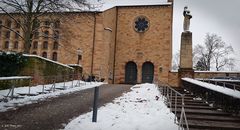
[183,6,192,32]
[179,6,194,85]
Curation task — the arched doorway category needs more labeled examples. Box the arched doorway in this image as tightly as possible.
[125,61,137,84]
[142,62,154,83]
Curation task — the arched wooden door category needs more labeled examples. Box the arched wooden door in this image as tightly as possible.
[142,62,154,83]
[125,61,137,84]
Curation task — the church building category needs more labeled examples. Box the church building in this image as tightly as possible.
[0,0,175,84]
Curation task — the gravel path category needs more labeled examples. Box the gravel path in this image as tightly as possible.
[0,84,132,130]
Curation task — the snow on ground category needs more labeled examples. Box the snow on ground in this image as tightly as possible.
[64,84,178,130]
[0,81,103,112]
[182,78,240,99]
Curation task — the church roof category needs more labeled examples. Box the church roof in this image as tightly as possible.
[100,0,171,11]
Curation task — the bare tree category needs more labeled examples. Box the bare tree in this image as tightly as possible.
[214,45,234,71]
[194,33,234,71]
[0,0,99,53]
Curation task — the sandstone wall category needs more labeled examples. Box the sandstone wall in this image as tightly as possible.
[114,5,173,83]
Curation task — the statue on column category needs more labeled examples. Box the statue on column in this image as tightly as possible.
[183,6,192,31]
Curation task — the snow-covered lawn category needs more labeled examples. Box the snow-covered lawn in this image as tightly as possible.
[64,84,178,130]
[0,81,103,112]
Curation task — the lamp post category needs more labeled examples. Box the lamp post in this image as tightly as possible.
[77,48,82,64]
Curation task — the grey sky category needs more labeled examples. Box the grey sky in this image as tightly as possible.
[173,0,240,70]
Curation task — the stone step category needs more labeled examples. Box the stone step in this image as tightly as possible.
[170,96,194,100]
[175,102,209,106]
[175,108,230,116]
[176,113,240,122]
[171,99,205,103]
[183,120,240,130]
[170,105,214,110]
[189,128,213,130]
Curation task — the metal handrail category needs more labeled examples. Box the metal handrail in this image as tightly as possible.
[0,74,84,101]
[0,76,32,99]
[156,81,189,130]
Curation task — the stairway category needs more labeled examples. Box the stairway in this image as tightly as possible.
[167,87,240,130]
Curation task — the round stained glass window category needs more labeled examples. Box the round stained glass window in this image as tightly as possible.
[134,16,149,33]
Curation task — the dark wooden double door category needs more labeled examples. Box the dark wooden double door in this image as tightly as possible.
[125,61,154,84]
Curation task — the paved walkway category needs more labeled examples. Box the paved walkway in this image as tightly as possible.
[0,84,132,130]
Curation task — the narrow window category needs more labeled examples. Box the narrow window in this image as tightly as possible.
[5,31,10,39]
[4,41,9,49]
[44,19,50,27]
[52,52,58,61]
[6,19,11,28]
[33,41,38,49]
[34,19,40,29]
[44,31,49,39]
[53,31,59,40]
[34,31,39,39]
[42,52,47,58]
[53,41,58,50]
[15,19,21,29]
[43,41,48,49]
[15,31,20,39]
[54,20,60,28]
[14,41,18,49]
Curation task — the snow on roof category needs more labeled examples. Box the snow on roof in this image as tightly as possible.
[170,70,178,73]
[23,54,73,70]
[100,0,171,11]
[0,76,32,81]
[68,64,82,67]
[182,78,240,99]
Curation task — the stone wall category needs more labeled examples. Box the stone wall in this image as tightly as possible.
[58,13,95,76]
[102,8,117,83]
[21,55,74,84]
[194,71,240,79]
[168,71,179,87]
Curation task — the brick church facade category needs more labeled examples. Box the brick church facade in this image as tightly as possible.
[0,1,174,84]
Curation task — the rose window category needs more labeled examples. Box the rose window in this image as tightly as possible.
[134,16,149,32]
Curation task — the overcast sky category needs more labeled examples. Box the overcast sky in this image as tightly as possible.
[173,0,240,71]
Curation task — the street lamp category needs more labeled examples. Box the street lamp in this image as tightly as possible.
[77,48,82,64]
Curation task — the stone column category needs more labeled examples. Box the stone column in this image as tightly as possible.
[178,31,194,86]
[180,31,193,68]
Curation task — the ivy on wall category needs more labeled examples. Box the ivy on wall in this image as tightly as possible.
[0,52,28,77]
